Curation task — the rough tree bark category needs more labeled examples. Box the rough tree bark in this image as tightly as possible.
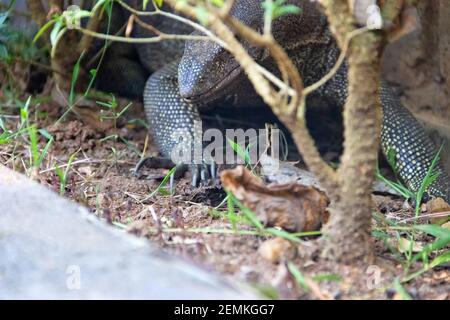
[161,0,391,263]
[318,1,384,263]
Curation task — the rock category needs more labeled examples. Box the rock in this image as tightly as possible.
[426,197,450,224]
[0,166,258,299]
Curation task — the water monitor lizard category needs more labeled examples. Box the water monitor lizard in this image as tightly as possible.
[107,0,450,201]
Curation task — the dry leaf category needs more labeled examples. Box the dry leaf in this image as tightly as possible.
[220,166,329,232]
[397,237,423,253]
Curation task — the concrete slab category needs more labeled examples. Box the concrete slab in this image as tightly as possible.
[0,166,258,299]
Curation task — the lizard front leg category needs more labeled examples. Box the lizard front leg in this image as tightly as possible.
[141,60,215,187]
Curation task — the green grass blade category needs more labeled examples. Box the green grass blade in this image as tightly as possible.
[226,191,238,230]
[33,19,57,43]
[413,224,450,239]
[148,166,177,198]
[415,144,444,215]
[393,278,413,300]
[69,51,85,106]
[265,227,302,243]
[287,262,309,291]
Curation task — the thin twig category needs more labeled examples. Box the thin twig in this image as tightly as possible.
[72,25,211,43]
[133,15,163,35]
[303,27,369,96]
[14,57,66,76]
[116,0,227,46]
[399,211,450,223]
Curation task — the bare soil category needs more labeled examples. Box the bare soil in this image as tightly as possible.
[1,27,449,301]
[2,98,449,299]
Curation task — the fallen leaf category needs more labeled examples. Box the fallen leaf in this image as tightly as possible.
[397,237,423,253]
[220,166,329,232]
[442,221,450,230]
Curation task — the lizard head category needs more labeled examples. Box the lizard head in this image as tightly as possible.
[178,0,266,104]
[178,0,323,104]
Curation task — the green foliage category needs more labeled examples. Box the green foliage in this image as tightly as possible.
[376,148,414,200]
[312,273,342,283]
[262,0,301,20]
[69,52,85,105]
[414,145,443,216]
[393,278,413,300]
[412,224,450,263]
[1,3,43,64]
[250,283,279,300]
[52,1,115,122]
[402,224,450,282]
[19,97,54,170]
[55,151,78,196]
[233,193,264,230]
[227,138,252,167]
[97,94,136,157]
[148,166,177,197]
[33,3,92,57]
[149,0,164,9]
[376,145,443,216]
[226,191,238,230]
[0,3,10,60]
[287,262,309,291]
[143,0,151,9]
[209,0,225,7]
[375,169,414,200]
[102,0,114,18]
[195,6,210,25]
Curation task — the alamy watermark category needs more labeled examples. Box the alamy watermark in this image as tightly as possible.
[366,265,382,289]
[66,265,81,290]
[168,120,282,169]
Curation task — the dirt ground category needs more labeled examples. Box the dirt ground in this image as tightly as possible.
[1,103,449,300]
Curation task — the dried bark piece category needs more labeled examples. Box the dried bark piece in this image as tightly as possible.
[220,166,329,232]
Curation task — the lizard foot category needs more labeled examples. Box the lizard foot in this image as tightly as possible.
[190,161,217,187]
[132,156,218,191]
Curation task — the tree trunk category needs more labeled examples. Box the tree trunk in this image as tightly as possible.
[322,31,383,263]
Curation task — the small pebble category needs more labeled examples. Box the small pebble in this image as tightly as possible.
[258,238,297,263]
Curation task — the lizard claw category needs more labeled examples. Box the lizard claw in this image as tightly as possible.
[210,161,217,180]
[132,156,178,177]
[133,156,188,194]
[190,161,218,187]
[133,156,218,189]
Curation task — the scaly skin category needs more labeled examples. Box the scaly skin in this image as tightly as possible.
[141,0,450,200]
[94,0,192,98]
